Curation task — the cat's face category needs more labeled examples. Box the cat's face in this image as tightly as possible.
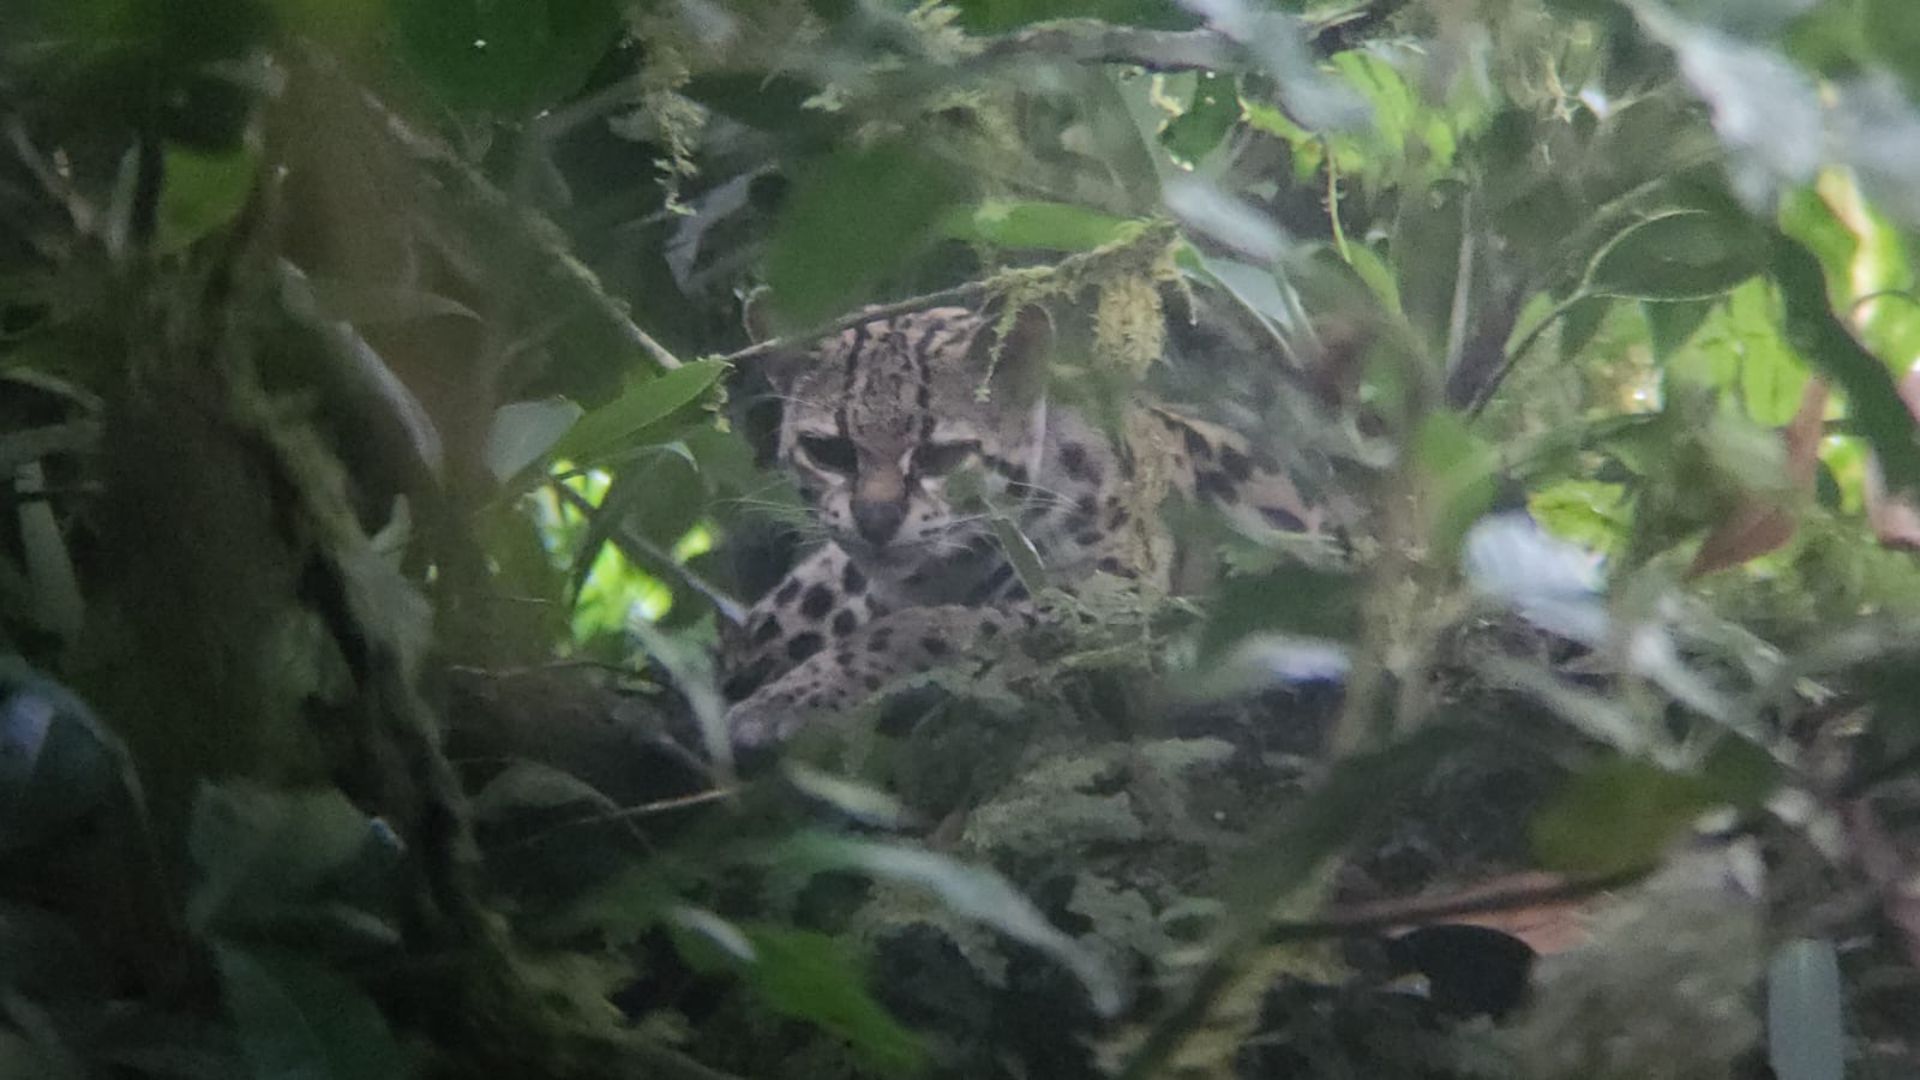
[770,307,1049,565]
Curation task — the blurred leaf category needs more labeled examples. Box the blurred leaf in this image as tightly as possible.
[1767,939,1845,1080]
[1415,412,1499,558]
[1771,233,1920,492]
[1649,9,1825,205]
[1556,296,1609,364]
[1392,180,1466,354]
[568,445,703,579]
[1198,564,1361,663]
[549,360,726,466]
[1645,299,1715,362]
[268,0,384,46]
[777,834,1125,1018]
[1699,734,1782,809]
[733,926,925,1075]
[299,277,480,327]
[1687,378,1824,577]
[469,760,618,824]
[214,944,405,1080]
[1193,253,1302,332]
[1863,0,1920,100]
[12,460,82,647]
[187,783,397,941]
[1530,757,1719,876]
[1586,209,1767,301]
[1161,72,1240,167]
[765,143,965,326]
[938,201,1138,252]
[485,398,583,484]
[949,0,1195,31]
[1529,480,1630,555]
[391,0,621,114]
[0,661,124,851]
[782,763,917,829]
[1344,242,1401,316]
[156,143,257,253]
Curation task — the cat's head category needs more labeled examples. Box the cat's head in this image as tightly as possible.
[759,304,1052,564]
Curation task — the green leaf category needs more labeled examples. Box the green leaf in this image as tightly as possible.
[765,142,965,327]
[156,143,257,253]
[776,835,1124,1018]
[734,926,925,1075]
[1198,564,1362,663]
[948,0,1195,32]
[1768,939,1846,1080]
[1392,180,1467,354]
[1586,209,1768,301]
[548,360,727,466]
[1644,299,1716,363]
[1160,72,1240,167]
[215,944,405,1080]
[392,0,622,114]
[485,398,583,484]
[469,761,618,824]
[1530,757,1719,876]
[938,201,1138,253]
[1344,242,1401,316]
[1415,411,1499,558]
[1770,233,1920,492]
[1556,296,1609,364]
[187,783,394,938]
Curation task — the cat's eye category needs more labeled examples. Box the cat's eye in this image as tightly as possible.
[798,435,859,473]
[915,440,980,476]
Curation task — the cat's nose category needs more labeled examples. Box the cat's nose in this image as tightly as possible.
[852,498,906,545]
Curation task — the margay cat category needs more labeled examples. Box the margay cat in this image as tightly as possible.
[723,304,1336,748]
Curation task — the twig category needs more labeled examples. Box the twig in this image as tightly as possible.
[1118,867,1638,1080]
[1465,290,1589,417]
[722,219,1178,364]
[1263,868,1640,941]
[972,22,1251,73]
[552,482,749,625]
[497,786,737,852]
[721,280,995,366]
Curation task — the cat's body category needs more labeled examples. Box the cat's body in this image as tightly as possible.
[722,304,1335,747]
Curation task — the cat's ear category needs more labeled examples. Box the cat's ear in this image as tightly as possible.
[741,286,811,390]
[742,286,778,344]
[979,303,1054,405]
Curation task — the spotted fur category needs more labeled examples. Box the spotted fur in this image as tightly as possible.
[723,305,1334,747]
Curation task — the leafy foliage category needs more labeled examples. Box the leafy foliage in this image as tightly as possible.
[8,0,1920,1077]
